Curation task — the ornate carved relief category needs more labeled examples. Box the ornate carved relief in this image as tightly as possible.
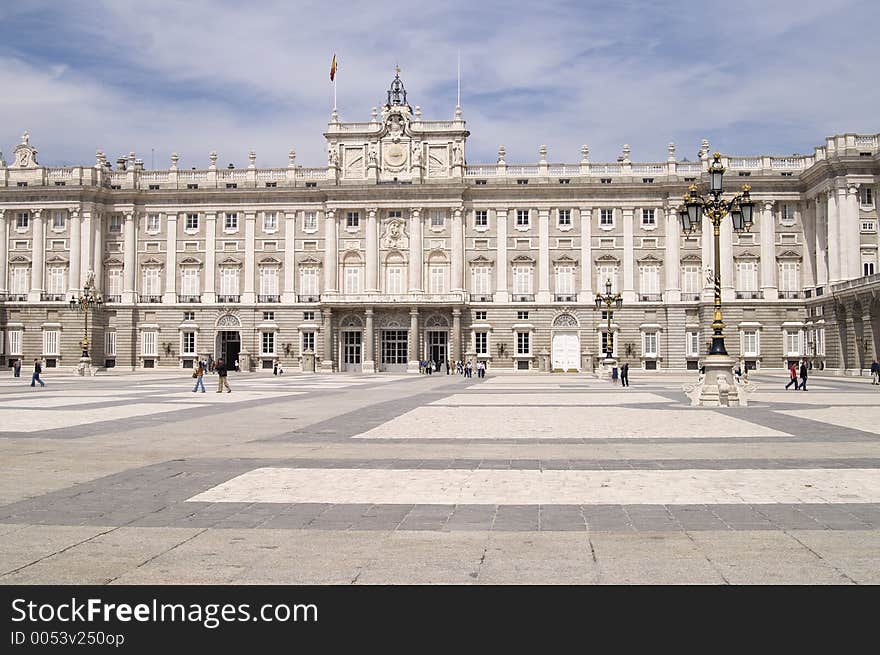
[552,313,579,328]
[380,218,409,250]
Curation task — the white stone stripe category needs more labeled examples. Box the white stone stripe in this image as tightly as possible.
[188,467,880,506]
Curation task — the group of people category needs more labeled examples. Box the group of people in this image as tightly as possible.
[192,357,232,393]
[784,360,810,391]
[10,358,46,388]
[418,359,488,379]
[609,362,630,386]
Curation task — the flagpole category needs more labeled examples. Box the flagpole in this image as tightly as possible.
[457,49,461,107]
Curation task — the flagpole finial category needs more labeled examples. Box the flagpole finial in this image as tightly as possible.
[394,64,400,76]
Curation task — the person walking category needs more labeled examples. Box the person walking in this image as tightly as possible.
[215,358,231,393]
[799,360,808,391]
[871,359,880,385]
[620,361,629,387]
[445,359,450,375]
[30,358,45,388]
[478,360,486,379]
[13,358,21,378]
[192,361,206,393]
[273,360,278,376]
[785,362,799,390]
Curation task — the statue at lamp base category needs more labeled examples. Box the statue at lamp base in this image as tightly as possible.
[595,355,618,382]
[683,353,757,407]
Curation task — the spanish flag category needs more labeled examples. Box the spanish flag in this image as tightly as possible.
[330,53,337,82]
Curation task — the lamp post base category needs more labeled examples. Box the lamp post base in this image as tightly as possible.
[595,357,618,382]
[683,354,757,407]
[76,355,97,377]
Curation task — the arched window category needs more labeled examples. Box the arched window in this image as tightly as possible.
[385,252,407,294]
[428,251,448,294]
[342,252,363,294]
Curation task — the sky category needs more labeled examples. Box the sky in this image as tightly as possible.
[1,0,878,169]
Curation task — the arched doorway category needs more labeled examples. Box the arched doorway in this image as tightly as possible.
[339,314,363,372]
[424,314,449,370]
[215,314,242,368]
[551,313,580,371]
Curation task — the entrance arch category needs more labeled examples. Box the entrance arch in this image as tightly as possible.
[215,314,242,368]
[551,313,580,372]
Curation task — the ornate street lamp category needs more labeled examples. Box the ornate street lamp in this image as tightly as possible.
[595,278,623,371]
[68,270,103,374]
[679,153,756,407]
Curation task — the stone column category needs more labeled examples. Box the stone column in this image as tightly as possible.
[760,201,777,299]
[494,207,509,302]
[800,202,817,290]
[92,213,104,293]
[163,212,178,304]
[80,210,94,287]
[68,209,81,293]
[243,211,256,303]
[622,207,636,302]
[578,206,592,301]
[451,307,461,362]
[203,212,217,303]
[323,209,337,291]
[701,213,713,300]
[321,308,333,372]
[537,208,551,302]
[0,210,7,293]
[827,190,841,283]
[281,210,296,303]
[451,206,464,292]
[366,207,378,292]
[407,307,420,372]
[665,205,681,302]
[408,208,422,292]
[362,307,375,372]
[29,209,44,301]
[123,211,137,302]
[720,211,734,302]
[845,184,861,281]
[815,197,829,287]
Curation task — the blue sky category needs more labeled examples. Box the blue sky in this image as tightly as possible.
[1,0,878,168]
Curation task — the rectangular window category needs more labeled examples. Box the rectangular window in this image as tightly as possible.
[142,331,158,356]
[300,268,319,295]
[686,331,700,357]
[860,186,874,207]
[681,265,701,295]
[261,212,277,231]
[182,331,196,355]
[430,210,445,228]
[736,261,759,292]
[639,266,660,295]
[781,204,795,223]
[516,210,529,227]
[184,213,198,231]
[344,266,362,294]
[429,266,446,293]
[785,329,801,356]
[346,211,359,228]
[555,266,574,294]
[105,331,116,356]
[558,209,571,226]
[778,261,799,292]
[516,332,530,355]
[142,268,161,296]
[304,211,317,231]
[181,268,200,297]
[513,267,533,294]
[8,330,22,356]
[861,220,877,233]
[472,267,491,295]
[109,214,123,233]
[16,212,29,230]
[263,311,275,321]
[475,331,488,355]
[597,265,618,293]
[302,331,315,352]
[106,268,123,298]
[52,211,66,230]
[184,311,195,321]
[224,212,238,231]
[220,268,239,296]
[11,267,29,295]
[517,311,529,320]
[261,332,276,356]
[643,332,658,357]
[388,210,402,219]
[475,210,488,228]
[742,330,759,356]
[641,208,655,226]
[303,311,315,321]
[475,310,487,321]
[42,330,59,356]
[47,267,66,295]
[600,209,614,226]
[259,268,279,296]
[386,266,404,294]
[865,261,876,276]
[147,214,160,232]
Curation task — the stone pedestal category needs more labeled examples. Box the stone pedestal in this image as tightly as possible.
[595,357,617,381]
[361,360,376,374]
[237,351,251,372]
[538,349,550,372]
[683,354,758,407]
[76,356,97,377]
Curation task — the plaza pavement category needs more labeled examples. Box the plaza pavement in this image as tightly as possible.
[0,367,879,584]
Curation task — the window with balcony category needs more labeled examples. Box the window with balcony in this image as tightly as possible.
[219,267,240,302]
[639,265,660,300]
[46,267,67,300]
[778,261,800,296]
[141,268,162,301]
[386,265,404,294]
[735,261,759,298]
[513,266,533,299]
[681,265,701,298]
[105,268,123,302]
[471,266,491,300]
[10,266,28,299]
[343,262,363,294]
[259,267,279,302]
[555,266,575,300]
[299,268,319,299]
[429,265,447,294]
[180,268,200,302]
[596,265,618,293]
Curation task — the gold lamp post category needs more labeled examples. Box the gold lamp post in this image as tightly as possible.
[595,278,623,374]
[679,152,756,406]
[69,271,103,372]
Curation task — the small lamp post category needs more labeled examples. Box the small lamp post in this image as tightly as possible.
[595,278,623,378]
[68,271,103,375]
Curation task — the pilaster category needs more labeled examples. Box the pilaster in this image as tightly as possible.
[537,207,551,302]
[281,210,296,302]
[622,207,636,303]
[242,211,256,303]
[162,212,178,304]
[577,206,592,301]
[451,206,464,292]
[122,211,137,303]
[323,209,337,291]
[760,200,778,299]
[28,209,44,301]
[664,205,681,302]
[203,212,217,303]
[68,208,81,294]
[720,212,734,302]
[494,208,509,302]
[408,208,423,292]
[0,210,7,293]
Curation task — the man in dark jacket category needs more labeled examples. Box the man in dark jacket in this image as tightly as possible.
[872,359,880,385]
[620,362,629,387]
[215,359,231,393]
[30,358,45,388]
[799,360,808,391]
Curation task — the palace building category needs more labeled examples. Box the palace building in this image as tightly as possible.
[0,72,878,374]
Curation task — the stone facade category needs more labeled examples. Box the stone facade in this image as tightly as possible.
[1,75,878,374]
